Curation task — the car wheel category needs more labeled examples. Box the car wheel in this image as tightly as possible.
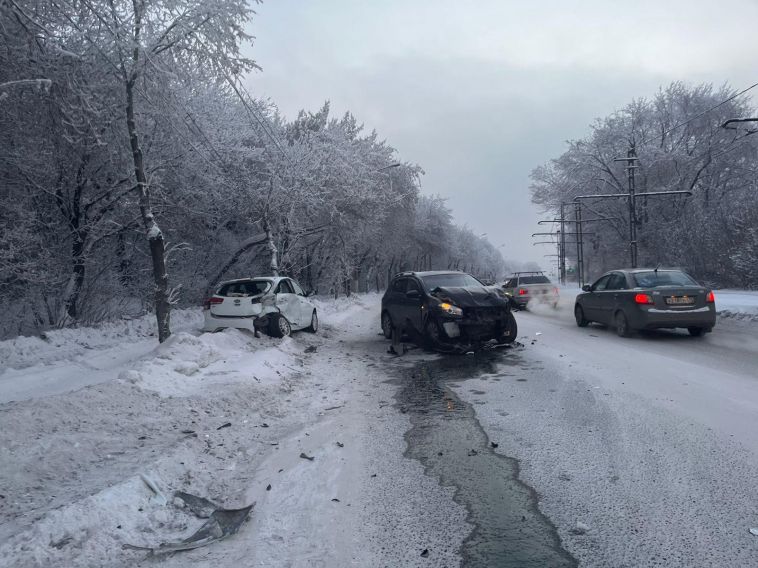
[268,313,292,338]
[424,317,444,347]
[501,312,518,344]
[574,304,589,327]
[305,310,318,333]
[381,311,393,339]
[615,310,631,337]
[687,326,705,337]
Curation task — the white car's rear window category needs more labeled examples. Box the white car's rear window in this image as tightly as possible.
[218,280,271,297]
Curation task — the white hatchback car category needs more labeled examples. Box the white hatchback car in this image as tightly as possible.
[202,277,318,337]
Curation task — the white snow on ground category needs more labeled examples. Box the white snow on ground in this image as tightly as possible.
[0,309,203,403]
[0,293,469,568]
[714,289,758,320]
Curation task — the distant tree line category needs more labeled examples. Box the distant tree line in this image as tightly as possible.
[531,82,758,288]
[0,0,506,340]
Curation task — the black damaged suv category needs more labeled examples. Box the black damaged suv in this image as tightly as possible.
[381,271,518,348]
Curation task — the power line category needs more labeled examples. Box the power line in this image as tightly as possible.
[615,80,758,157]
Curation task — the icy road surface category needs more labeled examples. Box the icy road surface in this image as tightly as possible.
[1,293,758,567]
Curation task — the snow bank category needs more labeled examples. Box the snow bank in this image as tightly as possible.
[124,330,304,397]
[0,309,203,372]
[714,289,758,321]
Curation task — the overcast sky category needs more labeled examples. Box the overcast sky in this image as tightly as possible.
[244,0,758,271]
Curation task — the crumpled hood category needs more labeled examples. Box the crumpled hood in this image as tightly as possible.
[431,286,509,308]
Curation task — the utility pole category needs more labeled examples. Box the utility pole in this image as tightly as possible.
[538,209,615,286]
[559,203,566,284]
[532,230,594,286]
[574,202,583,286]
[614,144,639,267]
[574,148,692,271]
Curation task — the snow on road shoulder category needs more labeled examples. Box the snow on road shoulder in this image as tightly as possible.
[0,308,203,372]
[0,293,400,568]
[715,289,758,321]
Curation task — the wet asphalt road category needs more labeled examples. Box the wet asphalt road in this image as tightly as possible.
[384,303,758,567]
[392,351,577,567]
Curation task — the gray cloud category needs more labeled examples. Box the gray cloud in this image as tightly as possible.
[244,1,758,269]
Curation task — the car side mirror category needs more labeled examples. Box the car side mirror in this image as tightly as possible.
[406,289,421,299]
[582,284,592,292]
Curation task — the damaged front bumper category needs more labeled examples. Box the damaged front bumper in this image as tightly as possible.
[436,307,515,344]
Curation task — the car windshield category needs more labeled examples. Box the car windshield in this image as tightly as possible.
[218,280,271,297]
[632,271,698,288]
[421,273,483,289]
[519,275,550,284]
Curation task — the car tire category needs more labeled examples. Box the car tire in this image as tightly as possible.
[615,310,631,337]
[305,310,318,333]
[501,312,518,344]
[381,311,393,339]
[687,326,705,337]
[268,313,292,338]
[574,304,589,327]
[423,317,444,347]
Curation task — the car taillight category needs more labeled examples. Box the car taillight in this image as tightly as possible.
[634,293,653,305]
[203,297,224,310]
[706,291,715,303]
[518,289,528,295]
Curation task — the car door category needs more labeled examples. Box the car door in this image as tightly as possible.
[274,279,300,327]
[403,278,425,332]
[583,274,611,322]
[289,278,312,324]
[599,272,627,324]
[386,277,407,327]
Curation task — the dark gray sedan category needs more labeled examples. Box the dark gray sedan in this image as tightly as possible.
[574,269,716,337]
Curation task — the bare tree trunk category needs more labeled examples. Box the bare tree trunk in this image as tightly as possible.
[263,216,279,276]
[126,77,171,343]
[60,229,87,323]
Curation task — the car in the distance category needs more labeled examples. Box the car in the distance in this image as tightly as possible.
[203,276,318,337]
[502,271,559,309]
[574,268,716,337]
[381,270,517,350]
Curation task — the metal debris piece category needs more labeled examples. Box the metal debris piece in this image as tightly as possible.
[124,494,254,555]
[216,422,232,430]
[420,548,429,558]
[750,528,758,536]
[299,452,315,461]
[336,442,344,448]
[174,491,218,518]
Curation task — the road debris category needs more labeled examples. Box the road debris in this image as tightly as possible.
[299,452,315,461]
[124,492,254,554]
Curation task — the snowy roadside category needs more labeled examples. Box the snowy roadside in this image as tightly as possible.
[0,294,469,568]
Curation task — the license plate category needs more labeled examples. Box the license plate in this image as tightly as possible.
[665,296,694,305]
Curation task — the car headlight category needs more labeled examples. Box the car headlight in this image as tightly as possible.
[438,302,463,316]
